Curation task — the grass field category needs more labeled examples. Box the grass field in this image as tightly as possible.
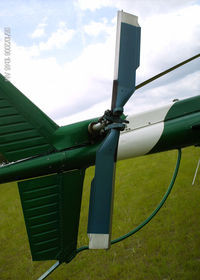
[0,146,200,279]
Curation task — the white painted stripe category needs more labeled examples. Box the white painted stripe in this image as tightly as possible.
[121,11,139,27]
[118,122,164,160]
[113,11,122,80]
[117,103,174,160]
[88,233,110,249]
[123,103,173,132]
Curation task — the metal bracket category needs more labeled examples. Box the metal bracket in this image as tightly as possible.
[105,123,126,131]
[88,109,128,137]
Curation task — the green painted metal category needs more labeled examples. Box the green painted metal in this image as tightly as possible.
[0,74,58,162]
[165,96,200,121]
[150,96,200,154]
[18,169,85,262]
[0,143,98,184]
[52,118,98,151]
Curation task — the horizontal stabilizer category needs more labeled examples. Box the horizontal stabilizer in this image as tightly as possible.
[0,74,58,162]
[18,169,85,262]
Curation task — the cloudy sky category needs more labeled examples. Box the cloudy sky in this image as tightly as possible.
[0,0,199,125]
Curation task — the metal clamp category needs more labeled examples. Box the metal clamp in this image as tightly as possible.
[88,110,128,137]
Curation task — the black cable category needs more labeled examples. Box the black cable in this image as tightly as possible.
[135,53,200,90]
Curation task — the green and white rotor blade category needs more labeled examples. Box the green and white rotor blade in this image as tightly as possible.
[87,11,141,249]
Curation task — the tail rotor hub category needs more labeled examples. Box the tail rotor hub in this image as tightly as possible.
[88,109,128,138]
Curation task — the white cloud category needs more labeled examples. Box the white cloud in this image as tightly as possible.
[10,42,63,114]
[76,0,195,15]
[39,23,75,51]
[58,99,110,125]
[75,0,114,11]
[26,22,76,57]
[30,22,47,38]
[84,18,113,37]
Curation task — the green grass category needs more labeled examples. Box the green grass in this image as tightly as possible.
[1,147,200,279]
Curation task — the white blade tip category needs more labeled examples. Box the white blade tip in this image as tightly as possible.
[88,233,110,249]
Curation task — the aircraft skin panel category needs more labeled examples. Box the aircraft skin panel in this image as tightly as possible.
[18,169,85,262]
[126,103,173,130]
[0,74,58,162]
[118,121,164,160]
[118,102,174,160]
[150,96,200,153]
[118,96,200,160]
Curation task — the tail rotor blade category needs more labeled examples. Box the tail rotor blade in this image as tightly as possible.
[87,11,141,249]
[87,129,120,249]
[112,11,141,113]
